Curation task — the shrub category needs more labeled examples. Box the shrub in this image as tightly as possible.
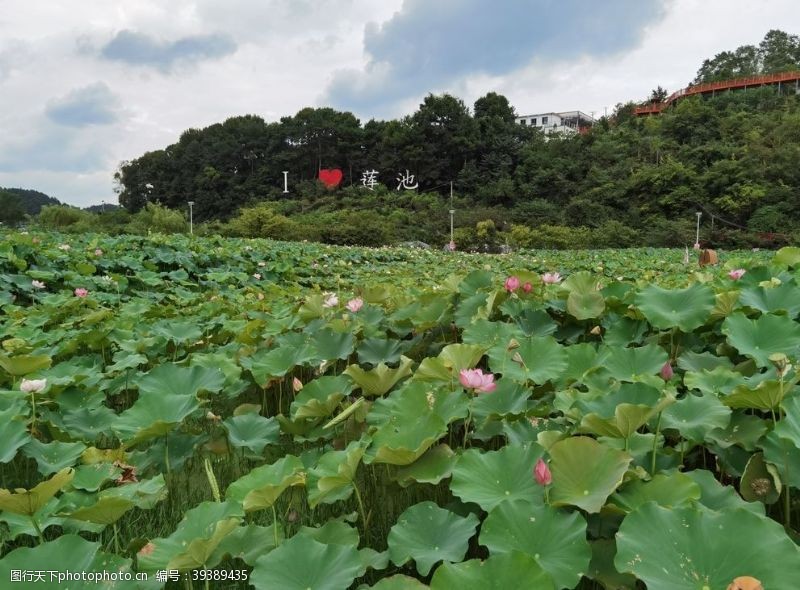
[126,203,188,234]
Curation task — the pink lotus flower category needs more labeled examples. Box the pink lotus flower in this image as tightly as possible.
[58,244,71,251]
[346,297,363,312]
[660,361,674,381]
[292,377,303,393]
[534,458,552,486]
[21,378,47,393]
[94,248,103,256]
[459,368,497,393]
[74,288,88,298]
[523,282,533,293]
[728,269,746,280]
[542,272,562,284]
[504,276,520,292]
[322,292,338,308]
[31,280,46,289]
[253,273,262,280]
[137,542,155,557]
[693,242,701,250]
[447,241,456,252]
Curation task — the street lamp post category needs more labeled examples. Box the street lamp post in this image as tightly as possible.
[188,201,195,235]
[695,211,702,247]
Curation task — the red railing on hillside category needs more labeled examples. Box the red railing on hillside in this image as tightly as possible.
[634,70,800,115]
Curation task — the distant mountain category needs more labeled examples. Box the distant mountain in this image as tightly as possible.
[1,187,60,215]
[84,203,121,213]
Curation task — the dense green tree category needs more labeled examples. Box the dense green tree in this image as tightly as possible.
[0,190,26,226]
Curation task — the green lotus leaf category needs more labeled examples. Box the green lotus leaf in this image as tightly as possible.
[602,344,669,382]
[224,413,280,456]
[138,500,243,571]
[563,272,605,321]
[773,394,800,447]
[307,441,365,508]
[574,382,662,419]
[580,403,656,439]
[296,519,359,546]
[150,319,203,344]
[366,575,429,589]
[454,290,498,328]
[438,343,487,373]
[113,390,201,446]
[0,535,139,589]
[313,327,355,362]
[22,439,87,475]
[250,534,366,590]
[661,392,731,441]
[587,539,637,590]
[635,283,715,331]
[429,552,555,590]
[388,501,479,576]
[0,467,73,515]
[705,413,768,451]
[70,463,122,492]
[615,503,800,590]
[739,282,800,317]
[723,378,794,411]
[0,353,52,376]
[740,452,781,504]
[470,379,530,421]
[344,356,414,397]
[62,406,119,441]
[242,340,315,385]
[0,418,30,463]
[683,366,745,395]
[774,246,800,267]
[225,455,305,511]
[722,312,800,367]
[291,375,353,420]
[394,444,457,488]
[683,469,763,515]
[100,475,168,510]
[413,357,453,384]
[210,523,282,567]
[60,495,135,525]
[677,351,733,373]
[357,337,407,365]
[488,335,567,385]
[136,363,225,397]
[549,437,632,513]
[480,500,590,589]
[450,444,545,511]
[761,431,800,488]
[608,472,701,513]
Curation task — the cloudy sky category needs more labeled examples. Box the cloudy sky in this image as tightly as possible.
[0,0,797,208]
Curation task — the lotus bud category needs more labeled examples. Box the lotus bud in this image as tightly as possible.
[660,361,674,381]
[534,458,552,486]
[293,377,303,393]
[20,378,47,393]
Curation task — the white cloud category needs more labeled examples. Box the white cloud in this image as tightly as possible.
[0,0,798,207]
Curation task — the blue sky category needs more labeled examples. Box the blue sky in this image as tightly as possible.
[0,0,798,207]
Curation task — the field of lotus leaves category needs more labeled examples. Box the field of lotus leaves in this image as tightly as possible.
[2,231,800,589]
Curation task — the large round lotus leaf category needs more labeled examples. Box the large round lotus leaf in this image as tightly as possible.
[307,441,364,507]
[344,356,414,397]
[774,246,800,267]
[602,344,668,382]
[210,523,282,567]
[567,290,606,320]
[0,534,139,589]
[723,379,792,411]
[150,319,203,344]
[608,473,701,513]
[683,470,763,515]
[357,337,408,366]
[454,291,497,329]
[250,534,366,590]
[705,413,768,451]
[722,312,800,367]
[429,552,555,590]
[488,335,567,385]
[313,328,355,362]
[677,351,733,373]
[761,431,800,488]
[661,393,731,441]
[635,283,715,332]
[394,444,457,488]
[138,500,243,571]
[438,343,487,373]
[587,539,637,590]
[549,437,632,513]
[0,417,30,463]
[241,340,315,384]
[470,379,530,421]
[575,382,662,419]
[0,467,73,515]
[0,353,52,376]
[223,413,280,456]
[113,390,201,446]
[683,366,744,396]
[740,452,781,504]
[480,500,590,589]
[773,394,800,447]
[225,455,305,511]
[615,503,800,589]
[739,282,800,316]
[291,374,352,420]
[388,501,479,576]
[135,363,225,397]
[366,575,428,589]
[450,444,544,511]
[580,404,656,439]
[22,438,86,475]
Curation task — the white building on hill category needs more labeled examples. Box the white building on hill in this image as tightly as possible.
[515,110,594,135]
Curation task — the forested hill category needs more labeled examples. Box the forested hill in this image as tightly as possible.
[113,30,800,249]
[1,188,60,215]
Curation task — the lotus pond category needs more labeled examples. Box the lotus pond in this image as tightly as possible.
[1,232,799,589]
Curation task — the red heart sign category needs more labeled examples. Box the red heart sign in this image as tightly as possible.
[319,168,343,189]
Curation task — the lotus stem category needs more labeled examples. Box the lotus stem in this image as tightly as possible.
[272,505,280,547]
[352,483,369,532]
[203,458,221,502]
[651,411,663,476]
[113,523,120,554]
[785,481,792,532]
[30,516,44,545]
[164,434,171,475]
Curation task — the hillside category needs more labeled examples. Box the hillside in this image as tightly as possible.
[111,29,800,249]
[1,187,60,215]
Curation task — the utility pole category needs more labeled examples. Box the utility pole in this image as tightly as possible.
[449,181,455,248]
[188,201,195,235]
[695,211,702,247]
